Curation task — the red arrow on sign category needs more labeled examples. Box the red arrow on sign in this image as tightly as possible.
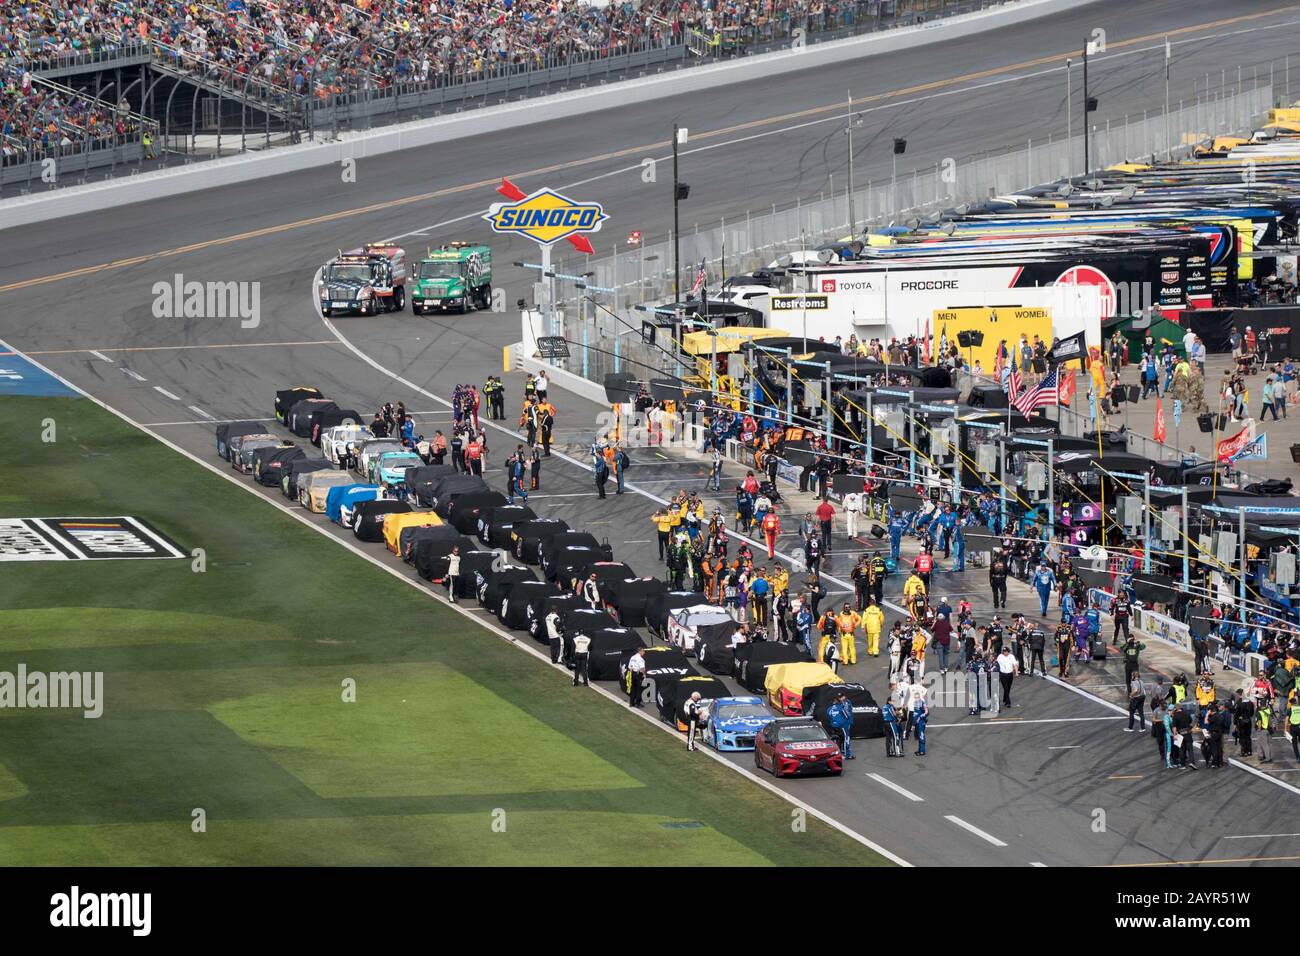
[497,178,596,255]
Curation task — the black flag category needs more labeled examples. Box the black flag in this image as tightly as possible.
[1048,330,1089,369]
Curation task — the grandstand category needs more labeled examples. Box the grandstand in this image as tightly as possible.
[0,1,984,183]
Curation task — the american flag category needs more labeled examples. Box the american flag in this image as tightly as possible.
[1007,352,1023,402]
[689,259,706,296]
[1013,367,1061,415]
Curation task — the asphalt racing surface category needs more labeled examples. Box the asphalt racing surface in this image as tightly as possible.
[4,0,1300,866]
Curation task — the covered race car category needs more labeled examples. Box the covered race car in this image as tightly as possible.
[413,531,477,582]
[477,504,536,548]
[695,631,739,676]
[400,523,451,563]
[562,606,618,640]
[527,592,579,644]
[645,590,706,640]
[354,439,404,480]
[281,458,333,500]
[511,518,571,563]
[406,464,458,506]
[666,604,734,657]
[475,561,535,611]
[383,511,440,554]
[309,408,363,447]
[584,626,645,681]
[544,545,601,586]
[253,445,306,486]
[754,717,843,777]
[802,682,884,739]
[369,451,423,488]
[539,532,611,577]
[274,386,322,423]
[499,579,553,630]
[448,491,509,534]
[703,696,774,752]
[322,424,371,466]
[231,434,285,474]
[287,398,336,437]
[428,475,490,516]
[325,484,379,526]
[217,421,271,461]
[733,641,809,694]
[657,674,729,728]
[300,470,355,512]
[351,499,411,542]
[601,577,666,628]
[764,662,843,717]
[619,645,695,706]
[451,549,500,599]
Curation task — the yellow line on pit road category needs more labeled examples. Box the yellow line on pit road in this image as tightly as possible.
[0,5,1292,298]
[25,340,340,355]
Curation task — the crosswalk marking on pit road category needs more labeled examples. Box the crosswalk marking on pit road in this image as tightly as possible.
[945,815,1008,847]
[866,773,924,802]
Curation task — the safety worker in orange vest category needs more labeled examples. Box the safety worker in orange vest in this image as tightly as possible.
[761,509,781,560]
[836,602,859,665]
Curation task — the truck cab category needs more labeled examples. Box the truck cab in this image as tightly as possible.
[321,242,406,316]
[412,242,492,314]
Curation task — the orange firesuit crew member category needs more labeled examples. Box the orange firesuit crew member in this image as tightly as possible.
[761,510,781,560]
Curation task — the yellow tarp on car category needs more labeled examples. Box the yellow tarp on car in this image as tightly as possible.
[383,511,442,553]
[764,662,842,714]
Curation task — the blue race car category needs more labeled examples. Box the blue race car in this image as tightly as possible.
[325,483,380,525]
[704,696,774,752]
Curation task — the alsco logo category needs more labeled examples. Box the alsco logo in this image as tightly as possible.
[483,188,608,245]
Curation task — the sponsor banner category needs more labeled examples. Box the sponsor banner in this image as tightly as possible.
[1089,588,1115,614]
[1207,635,1249,674]
[0,517,186,562]
[1215,427,1253,463]
[1134,607,1191,652]
[771,294,829,311]
[1232,432,1267,463]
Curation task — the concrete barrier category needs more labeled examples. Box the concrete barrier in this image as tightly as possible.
[1,0,1095,230]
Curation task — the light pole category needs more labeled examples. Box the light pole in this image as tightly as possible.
[672,124,690,302]
[845,90,863,236]
[1082,38,1099,178]
[1066,58,1072,177]
[891,137,906,215]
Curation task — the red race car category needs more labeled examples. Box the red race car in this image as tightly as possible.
[754,718,843,778]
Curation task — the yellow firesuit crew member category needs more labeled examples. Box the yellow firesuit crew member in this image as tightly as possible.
[770,567,789,599]
[651,509,674,562]
[861,601,884,658]
[836,604,858,665]
[902,572,927,618]
[817,612,838,665]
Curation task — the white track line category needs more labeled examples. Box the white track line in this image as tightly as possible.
[1029,861,1048,867]
[144,418,268,426]
[926,715,1125,729]
[944,815,1008,848]
[1222,832,1300,840]
[154,386,181,401]
[866,773,924,802]
[87,350,113,363]
[4,336,911,869]
[186,406,215,421]
[121,368,146,382]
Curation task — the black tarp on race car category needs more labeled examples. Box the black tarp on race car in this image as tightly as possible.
[282,458,334,498]
[254,445,307,486]
[430,476,491,517]
[414,531,477,581]
[407,465,458,506]
[657,674,730,725]
[667,605,734,657]
[645,590,706,638]
[540,532,611,572]
[619,645,695,702]
[351,499,411,541]
[217,421,271,460]
[275,387,323,422]
[477,504,537,547]
[585,627,647,680]
[500,580,553,629]
[573,561,636,594]
[454,550,501,599]
[401,524,455,563]
[545,546,601,585]
[288,399,338,437]
[480,565,537,613]
[603,577,667,627]
[511,518,572,563]
[311,408,363,445]
[449,491,510,533]
[802,682,884,739]
[695,633,736,676]
[528,593,579,643]
[1052,449,1182,486]
[561,607,617,638]
[733,642,809,692]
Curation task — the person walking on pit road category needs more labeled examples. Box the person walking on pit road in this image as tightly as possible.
[571,630,591,686]
[1126,673,1146,732]
[625,648,646,708]
[1121,636,1146,687]
[996,646,1017,708]
[989,549,1009,610]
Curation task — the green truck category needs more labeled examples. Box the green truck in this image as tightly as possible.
[411,243,493,314]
